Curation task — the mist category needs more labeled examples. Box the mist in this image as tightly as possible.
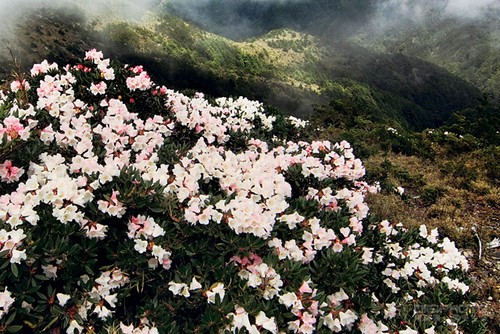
[0,0,162,47]
[0,0,163,72]
[0,0,162,21]
[373,0,500,27]
[162,0,499,41]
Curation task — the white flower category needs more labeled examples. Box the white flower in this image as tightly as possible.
[93,304,112,319]
[279,292,298,308]
[206,282,225,304]
[227,306,252,332]
[361,248,373,264]
[425,326,436,334]
[56,293,71,306]
[384,302,397,319]
[168,282,190,297]
[189,277,202,290]
[42,264,58,279]
[0,288,15,320]
[323,314,342,332]
[134,239,148,253]
[339,309,358,327]
[66,319,84,334]
[10,249,27,264]
[255,311,278,334]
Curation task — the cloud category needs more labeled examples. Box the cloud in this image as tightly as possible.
[376,0,500,22]
[0,0,162,28]
[444,0,500,18]
[0,0,162,58]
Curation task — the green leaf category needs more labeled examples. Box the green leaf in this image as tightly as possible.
[0,259,9,269]
[149,206,165,213]
[5,311,17,325]
[11,263,19,278]
[7,325,23,333]
[42,316,60,332]
[84,265,94,275]
[0,249,9,257]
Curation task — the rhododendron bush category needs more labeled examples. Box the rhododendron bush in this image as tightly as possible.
[0,50,485,334]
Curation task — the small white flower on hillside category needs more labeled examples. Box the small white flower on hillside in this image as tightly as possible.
[279,292,298,308]
[288,116,308,128]
[206,282,225,304]
[168,282,190,297]
[56,293,71,306]
[384,302,397,319]
[66,319,84,334]
[189,277,202,290]
[42,264,58,279]
[0,288,15,320]
[387,127,398,134]
[425,326,436,334]
[339,309,358,327]
[255,311,278,334]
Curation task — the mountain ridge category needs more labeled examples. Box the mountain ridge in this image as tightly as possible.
[0,5,492,130]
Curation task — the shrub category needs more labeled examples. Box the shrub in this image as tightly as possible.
[0,51,486,333]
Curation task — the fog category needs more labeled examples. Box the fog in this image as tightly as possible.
[0,0,162,40]
[163,0,499,40]
[0,0,162,65]
[0,0,161,20]
[374,0,500,25]
[0,0,497,45]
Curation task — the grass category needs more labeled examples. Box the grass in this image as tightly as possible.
[364,151,500,330]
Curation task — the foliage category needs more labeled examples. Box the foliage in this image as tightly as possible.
[0,51,487,333]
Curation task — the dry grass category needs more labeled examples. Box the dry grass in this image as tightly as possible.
[365,151,500,329]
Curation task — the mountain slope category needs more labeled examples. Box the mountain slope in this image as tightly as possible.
[351,13,500,100]
[0,5,487,130]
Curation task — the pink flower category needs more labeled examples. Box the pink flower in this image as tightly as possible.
[30,60,58,76]
[1,116,25,141]
[298,281,313,294]
[0,160,24,183]
[10,79,30,93]
[90,81,107,95]
[130,65,144,74]
[358,314,378,334]
[85,48,104,62]
[97,190,126,217]
[126,72,152,91]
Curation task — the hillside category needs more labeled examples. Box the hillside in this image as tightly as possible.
[0,5,486,131]
[351,13,500,100]
[0,1,498,331]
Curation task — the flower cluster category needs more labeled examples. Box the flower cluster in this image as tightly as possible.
[232,254,283,300]
[0,288,14,319]
[0,51,484,334]
[87,269,130,320]
[0,228,26,264]
[226,306,278,334]
[128,215,172,269]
